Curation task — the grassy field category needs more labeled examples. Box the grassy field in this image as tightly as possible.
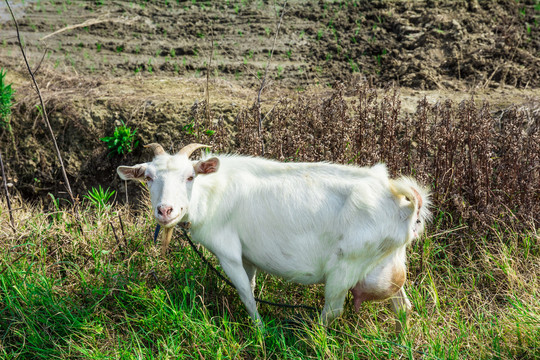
[1,187,538,359]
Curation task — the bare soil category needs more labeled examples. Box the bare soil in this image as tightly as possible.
[0,0,539,198]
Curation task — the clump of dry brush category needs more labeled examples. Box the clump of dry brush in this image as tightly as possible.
[184,80,539,235]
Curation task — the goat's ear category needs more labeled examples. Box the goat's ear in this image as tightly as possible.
[117,164,147,181]
[194,157,220,175]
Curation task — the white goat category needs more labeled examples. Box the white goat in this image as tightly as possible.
[117,143,431,330]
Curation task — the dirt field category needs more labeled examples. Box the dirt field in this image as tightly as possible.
[2,0,540,88]
[0,0,539,197]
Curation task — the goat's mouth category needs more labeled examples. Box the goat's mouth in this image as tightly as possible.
[158,215,181,228]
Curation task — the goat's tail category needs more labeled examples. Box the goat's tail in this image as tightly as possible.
[389,176,432,227]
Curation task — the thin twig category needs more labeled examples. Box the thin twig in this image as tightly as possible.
[205,24,214,127]
[109,221,124,258]
[32,46,49,76]
[256,1,287,155]
[118,213,129,257]
[118,213,126,238]
[124,180,128,205]
[0,150,16,233]
[429,225,468,239]
[40,15,140,41]
[5,0,77,207]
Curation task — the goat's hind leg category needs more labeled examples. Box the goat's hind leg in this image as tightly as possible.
[390,286,412,334]
[321,275,349,325]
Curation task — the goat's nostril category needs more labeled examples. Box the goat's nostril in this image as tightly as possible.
[158,205,173,218]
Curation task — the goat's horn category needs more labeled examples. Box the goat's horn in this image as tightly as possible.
[144,143,166,156]
[177,143,210,158]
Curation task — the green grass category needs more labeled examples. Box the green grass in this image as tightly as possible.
[0,195,538,359]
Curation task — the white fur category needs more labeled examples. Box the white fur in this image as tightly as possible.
[118,153,431,327]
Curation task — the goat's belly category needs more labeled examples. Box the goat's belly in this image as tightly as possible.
[240,233,333,285]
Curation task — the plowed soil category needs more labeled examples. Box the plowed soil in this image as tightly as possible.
[0,0,539,198]
[2,0,539,89]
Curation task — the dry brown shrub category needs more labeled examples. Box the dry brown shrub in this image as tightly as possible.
[190,79,539,232]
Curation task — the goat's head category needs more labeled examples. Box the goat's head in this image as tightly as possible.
[117,143,219,228]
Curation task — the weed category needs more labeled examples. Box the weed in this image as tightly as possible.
[83,185,115,211]
[286,49,292,59]
[276,65,283,78]
[100,120,139,156]
[182,120,215,137]
[0,68,14,130]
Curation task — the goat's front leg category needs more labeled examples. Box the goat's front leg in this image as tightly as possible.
[218,254,262,326]
[208,234,262,327]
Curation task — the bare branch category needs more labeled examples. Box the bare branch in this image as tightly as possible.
[5,0,77,207]
[256,1,287,156]
[0,150,16,233]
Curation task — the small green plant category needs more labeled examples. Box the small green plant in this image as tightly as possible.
[276,65,283,78]
[84,185,115,211]
[0,68,14,130]
[101,120,139,156]
[182,121,215,137]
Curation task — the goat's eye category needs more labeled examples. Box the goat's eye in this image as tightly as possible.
[187,176,194,182]
[145,176,153,182]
